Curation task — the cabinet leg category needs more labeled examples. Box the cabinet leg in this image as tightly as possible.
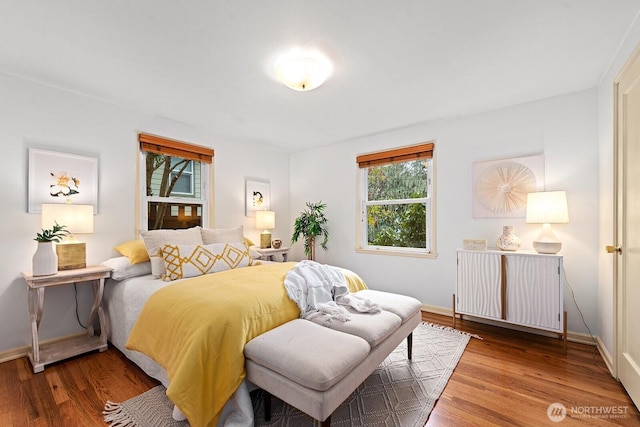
[452,294,456,328]
[563,311,567,355]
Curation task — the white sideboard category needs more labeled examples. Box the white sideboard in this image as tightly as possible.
[454,249,566,354]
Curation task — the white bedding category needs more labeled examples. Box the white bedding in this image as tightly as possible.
[103,274,174,386]
[103,273,256,426]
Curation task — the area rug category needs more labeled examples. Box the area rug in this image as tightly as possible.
[104,322,477,427]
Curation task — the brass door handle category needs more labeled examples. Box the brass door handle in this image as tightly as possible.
[606,245,622,253]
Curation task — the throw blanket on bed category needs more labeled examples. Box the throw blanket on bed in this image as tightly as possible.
[125,261,369,427]
[284,260,380,323]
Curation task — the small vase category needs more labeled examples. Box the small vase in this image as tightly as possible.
[32,241,58,276]
[496,226,521,251]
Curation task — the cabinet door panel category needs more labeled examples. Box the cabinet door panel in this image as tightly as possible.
[505,255,561,331]
[457,251,501,319]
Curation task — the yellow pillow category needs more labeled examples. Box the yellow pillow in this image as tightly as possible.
[115,240,150,265]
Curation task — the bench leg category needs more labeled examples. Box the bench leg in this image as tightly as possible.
[263,390,272,421]
[321,415,331,427]
[407,333,413,360]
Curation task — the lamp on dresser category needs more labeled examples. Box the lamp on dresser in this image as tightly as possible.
[41,203,94,269]
[526,191,569,254]
[256,210,276,249]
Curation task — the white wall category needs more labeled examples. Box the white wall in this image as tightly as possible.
[597,17,640,357]
[290,89,600,336]
[0,73,290,354]
[0,52,625,357]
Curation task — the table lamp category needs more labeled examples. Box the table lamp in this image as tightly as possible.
[255,210,275,249]
[41,203,94,269]
[525,191,569,254]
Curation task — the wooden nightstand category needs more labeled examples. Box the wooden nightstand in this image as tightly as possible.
[253,246,290,262]
[21,265,112,373]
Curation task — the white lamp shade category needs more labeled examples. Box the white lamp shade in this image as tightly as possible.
[275,49,332,91]
[41,203,94,234]
[525,191,569,224]
[255,210,275,230]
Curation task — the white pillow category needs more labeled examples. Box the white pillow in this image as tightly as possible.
[102,256,152,281]
[140,226,204,278]
[160,242,253,281]
[201,225,244,244]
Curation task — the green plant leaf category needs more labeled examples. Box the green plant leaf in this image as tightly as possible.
[291,201,329,259]
[34,221,70,243]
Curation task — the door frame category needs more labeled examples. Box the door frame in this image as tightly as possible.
[612,41,640,381]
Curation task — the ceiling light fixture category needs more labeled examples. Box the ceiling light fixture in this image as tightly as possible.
[275,48,332,91]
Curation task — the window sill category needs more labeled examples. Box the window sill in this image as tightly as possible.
[355,248,438,259]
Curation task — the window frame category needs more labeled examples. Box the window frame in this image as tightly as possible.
[137,132,214,232]
[356,142,437,258]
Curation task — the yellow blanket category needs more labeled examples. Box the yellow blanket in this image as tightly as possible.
[126,261,367,427]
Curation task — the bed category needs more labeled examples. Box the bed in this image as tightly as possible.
[101,226,368,427]
[103,262,292,427]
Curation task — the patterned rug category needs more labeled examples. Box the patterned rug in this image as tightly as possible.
[104,322,476,427]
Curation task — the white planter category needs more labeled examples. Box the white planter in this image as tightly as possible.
[32,241,58,276]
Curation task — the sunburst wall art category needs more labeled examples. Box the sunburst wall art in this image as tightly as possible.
[472,154,544,218]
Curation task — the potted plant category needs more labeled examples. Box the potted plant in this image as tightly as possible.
[32,222,69,276]
[291,201,329,261]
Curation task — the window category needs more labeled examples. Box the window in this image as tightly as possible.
[357,142,434,256]
[138,133,214,231]
[169,158,194,196]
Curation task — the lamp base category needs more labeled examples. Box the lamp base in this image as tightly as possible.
[532,223,562,254]
[56,241,86,270]
[532,240,562,254]
[260,231,272,249]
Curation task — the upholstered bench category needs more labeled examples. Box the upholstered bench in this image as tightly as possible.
[244,290,421,426]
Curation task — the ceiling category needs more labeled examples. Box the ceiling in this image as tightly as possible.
[2,1,639,153]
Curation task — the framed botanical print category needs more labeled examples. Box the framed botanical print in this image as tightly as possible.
[28,148,98,213]
[245,179,270,217]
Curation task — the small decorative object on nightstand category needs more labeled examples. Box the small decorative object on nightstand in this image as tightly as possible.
[254,246,290,262]
[21,265,112,373]
[462,239,487,251]
[496,225,521,251]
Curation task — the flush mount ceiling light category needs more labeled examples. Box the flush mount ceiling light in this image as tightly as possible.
[275,48,332,91]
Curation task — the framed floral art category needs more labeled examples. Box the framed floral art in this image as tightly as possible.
[245,178,270,217]
[28,148,98,213]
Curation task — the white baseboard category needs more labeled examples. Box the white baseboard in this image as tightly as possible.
[596,336,615,376]
[0,346,29,365]
[3,307,617,380]
[421,303,598,345]
[420,303,452,317]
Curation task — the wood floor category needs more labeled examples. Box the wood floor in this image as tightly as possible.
[0,312,638,426]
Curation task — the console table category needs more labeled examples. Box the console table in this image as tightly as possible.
[454,249,566,354]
